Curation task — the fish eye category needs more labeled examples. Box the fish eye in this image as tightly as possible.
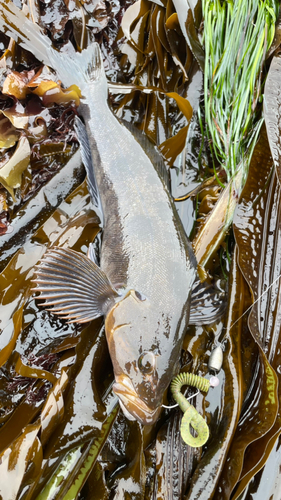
[138,352,155,374]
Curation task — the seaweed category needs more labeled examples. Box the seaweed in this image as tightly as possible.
[0,1,281,499]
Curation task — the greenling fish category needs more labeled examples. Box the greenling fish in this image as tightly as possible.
[0,1,224,425]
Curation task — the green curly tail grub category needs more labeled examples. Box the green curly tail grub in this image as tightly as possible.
[170,372,210,448]
[181,404,210,447]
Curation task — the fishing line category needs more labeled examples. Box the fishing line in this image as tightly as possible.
[162,402,179,409]
[162,389,200,409]
[229,272,281,330]
[163,272,281,413]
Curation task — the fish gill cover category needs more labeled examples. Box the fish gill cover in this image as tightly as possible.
[0,0,280,499]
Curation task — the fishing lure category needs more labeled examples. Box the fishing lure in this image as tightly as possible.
[170,373,217,448]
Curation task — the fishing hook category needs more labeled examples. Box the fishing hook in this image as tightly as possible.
[162,389,200,409]
[170,373,212,448]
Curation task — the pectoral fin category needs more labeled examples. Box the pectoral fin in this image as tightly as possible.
[189,279,226,325]
[32,247,119,323]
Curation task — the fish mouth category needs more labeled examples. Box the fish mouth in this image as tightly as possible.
[113,375,162,425]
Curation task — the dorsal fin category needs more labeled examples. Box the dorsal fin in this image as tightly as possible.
[74,116,104,226]
[120,120,170,190]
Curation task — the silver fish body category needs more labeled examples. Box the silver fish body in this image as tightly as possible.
[78,75,197,423]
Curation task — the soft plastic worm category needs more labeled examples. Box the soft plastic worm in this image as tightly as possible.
[170,373,210,448]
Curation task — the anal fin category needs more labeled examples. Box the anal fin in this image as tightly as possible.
[189,279,226,325]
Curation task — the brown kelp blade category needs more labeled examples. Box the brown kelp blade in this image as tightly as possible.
[184,247,246,500]
[0,0,103,89]
[214,125,280,499]
[0,0,57,68]
[192,165,244,277]
[229,142,281,500]
[33,247,119,323]
[35,407,118,500]
[152,411,198,500]
[0,423,42,500]
[172,0,204,70]
[264,54,281,185]
[0,149,85,271]
[0,136,30,201]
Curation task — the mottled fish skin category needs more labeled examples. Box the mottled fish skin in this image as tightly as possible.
[77,58,197,423]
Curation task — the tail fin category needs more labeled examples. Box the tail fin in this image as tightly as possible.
[0,0,106,89]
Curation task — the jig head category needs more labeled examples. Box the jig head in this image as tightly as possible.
[208,345,223,373]
[170,373,213,448]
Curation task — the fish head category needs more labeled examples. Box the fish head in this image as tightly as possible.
[105,289,190,425]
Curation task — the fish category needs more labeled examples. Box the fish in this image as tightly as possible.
[0,1,224,425]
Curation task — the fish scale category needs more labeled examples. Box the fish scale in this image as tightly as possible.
[74,73,197,422]
[81,90,194,306]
